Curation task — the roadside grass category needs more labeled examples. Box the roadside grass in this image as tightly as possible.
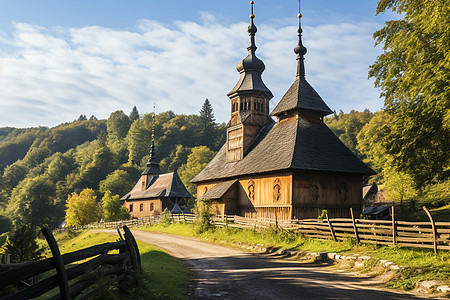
[40,231,191,299]
[140,223,450,290]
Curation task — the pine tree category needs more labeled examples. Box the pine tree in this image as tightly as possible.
[77,114,87,121]
[3,225,44,262]
[129,106,140,123]
[199,99,215,123]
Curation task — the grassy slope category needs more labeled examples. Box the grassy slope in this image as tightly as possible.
[139,223,450,291]
[42,231,191,299]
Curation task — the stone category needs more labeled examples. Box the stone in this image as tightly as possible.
[389,265,400,270]
[418,280,439,291]
[437,285,450,293]
[415,269,423,274]
[327,253,337,259]
[354,261,364,268]
[276,249,286,255]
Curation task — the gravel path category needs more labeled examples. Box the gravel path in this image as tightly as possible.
[101,230,434,300]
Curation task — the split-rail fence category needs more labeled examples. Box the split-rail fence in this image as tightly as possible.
[0,226,140,300]
[59,206,450,254]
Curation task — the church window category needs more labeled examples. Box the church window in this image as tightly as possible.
[150,203,154,211]
[140,203,144,212]
[338,183,348,203]
[248,180,255,201]
[310,180,320,203]
[273,178,281,202]
[141,180,146,190]
[240,102,243,110]
[129,204,133,212]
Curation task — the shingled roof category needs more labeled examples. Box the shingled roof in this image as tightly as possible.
[270,77,333,117]
[122,172,193,200]
[197,179,238,200]
[192,117,375,183]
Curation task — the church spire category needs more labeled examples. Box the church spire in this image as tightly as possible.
[269,1,333,118]
[294,2,307,78]
[247,1,257,56]
[227,0,272,97]
[142,104,161,175]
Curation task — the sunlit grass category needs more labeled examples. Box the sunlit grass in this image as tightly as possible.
[40,230,191,299]
[139,222,450,290]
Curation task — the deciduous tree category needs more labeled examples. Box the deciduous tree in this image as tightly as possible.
[65,188,102,226]
[179,146,215,196]
[369,0,450,188]
[101,190,130,222]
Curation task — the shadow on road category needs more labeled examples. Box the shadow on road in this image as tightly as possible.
[187,255,430,300]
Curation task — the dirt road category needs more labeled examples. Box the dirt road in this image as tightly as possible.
[102,230,432,300]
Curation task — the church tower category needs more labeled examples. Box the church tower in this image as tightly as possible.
[226,1,273,162]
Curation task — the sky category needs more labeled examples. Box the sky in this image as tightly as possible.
[0,0,399,128]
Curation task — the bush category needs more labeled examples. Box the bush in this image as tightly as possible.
[193,200,213,234]
[160,208,172,227]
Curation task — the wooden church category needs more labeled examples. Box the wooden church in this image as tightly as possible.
[192,4,376,220]
[121,137,193,218]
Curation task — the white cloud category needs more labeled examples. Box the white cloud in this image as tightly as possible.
[0,18,384,128]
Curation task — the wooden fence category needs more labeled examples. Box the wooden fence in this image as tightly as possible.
[59,206,450,254]
[0,226,140,300]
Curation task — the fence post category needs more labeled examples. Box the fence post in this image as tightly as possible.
[392,205,396,246]
[41,228,70,300]
[423,206,438,254]
[326,212,337,242]
[225,215,228,228]
[350,207,360,243]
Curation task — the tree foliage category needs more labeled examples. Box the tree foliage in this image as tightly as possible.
[0,104,225,230]
[101,190,130,222]
[2,225,44,263]
[369,0,450,187]
[129,106,140,123]
[179,146,216,196]
[65,188,102,227]
[7,175,58,228]
[99,169,136,197]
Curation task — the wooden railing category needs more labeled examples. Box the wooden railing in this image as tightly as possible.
[0,226,140,300]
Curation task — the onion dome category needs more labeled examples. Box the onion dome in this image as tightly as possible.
[228,1,272,98]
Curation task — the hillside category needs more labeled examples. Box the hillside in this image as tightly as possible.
[0,104,226,236]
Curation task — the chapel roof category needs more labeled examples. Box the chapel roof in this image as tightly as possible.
[122,172,193,200]
[270,12,332,117]
[197,179,238,200]
[191,117,376,183]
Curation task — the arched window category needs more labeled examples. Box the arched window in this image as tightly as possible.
[248,180,255,201]
[273,178,281,202]
[150,203,154,211]
[140,203,144,212]
[129,204,133,212]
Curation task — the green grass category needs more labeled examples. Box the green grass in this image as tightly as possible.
[140,223,450,291]
[40,231,191,299]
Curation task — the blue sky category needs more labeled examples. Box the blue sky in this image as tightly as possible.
[0,1,397,127]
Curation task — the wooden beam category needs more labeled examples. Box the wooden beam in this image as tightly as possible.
[350,207,360,243]
[423,206,438,254]
[325,212,337,242]
[41,228,70,300]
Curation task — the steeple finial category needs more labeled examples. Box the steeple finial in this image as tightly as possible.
[247,1,257,55]
[294,0,307,78]
[148,103,156,166]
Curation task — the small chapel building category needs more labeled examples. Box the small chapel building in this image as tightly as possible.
[191,5,376,220]
[121,138,193,219]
